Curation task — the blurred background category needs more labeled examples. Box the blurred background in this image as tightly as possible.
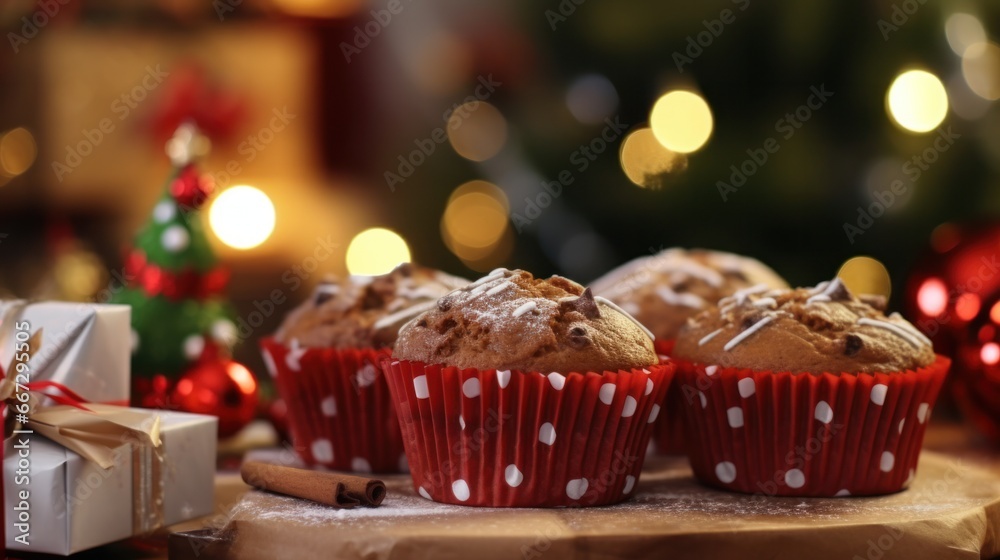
[2,0,1000,438]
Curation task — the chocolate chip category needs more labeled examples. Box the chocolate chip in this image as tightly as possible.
[417,319,428,328]
[314,292,333,305]
[437,297,452,312]
[314,284,337,305]
[844,334,863,356]
[827,279,852,301]
[741,314,763,330]
[559,288,601,319]
[567,335,590,348]
[569,326,587,336]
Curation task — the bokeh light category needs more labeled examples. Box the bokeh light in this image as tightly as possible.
[837,256,891,298]
[990,301,1000,324]
[209,186,276,250]
[0,127,37,177]
[981,342,1000,366]
[619,127,687,189]
[649,90,713,153]
[346,227,411,276]
[270,0,364,18]
[945,13,986,56]
[441,181,510,271]
[447,101,508,162]
[886,70,949,133]
[962,42,1000,101]
[955,292,981,321]
[565,74,619,125]
[917,277,949,316]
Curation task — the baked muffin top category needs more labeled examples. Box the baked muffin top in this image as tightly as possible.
[393,268,657,373]
[673,278,935,373]
[590,248,788,340]
[275,263,469,348]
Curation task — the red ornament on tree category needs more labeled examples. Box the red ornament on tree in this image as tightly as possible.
[170,345,259,438]
[169,164,214,209]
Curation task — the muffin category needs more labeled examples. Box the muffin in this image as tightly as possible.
[590,248,788,340]
[591,248,788,454]
[672,278,949,496]
[381,268,674,507]
[260,263,468,473]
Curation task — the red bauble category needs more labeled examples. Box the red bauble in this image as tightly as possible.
[905,222,1000,444]
[170,165,213,209]
[170,356,259,438]
[953,285,1000,444]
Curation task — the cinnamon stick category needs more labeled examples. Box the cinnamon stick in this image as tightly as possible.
[240,461,386,508]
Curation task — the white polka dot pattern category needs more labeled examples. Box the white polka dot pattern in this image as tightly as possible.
[880,451,895,472]
[870,384,888,405]
[716,461,737,484]
[814,401,833,424]
[621,396,638,418]
[311,439,333,463]
[784,469,805,488]
[452,480,470,501]
[539,422,557,445]
[566,478,588,500]
[599,383,616,405]
[623,475,636,494]
[648,404,660,423]
[463,378,481,398]
[727,407,744,428]
[505,465,523,487]
[496,370,511,388]
[413,375,429,399]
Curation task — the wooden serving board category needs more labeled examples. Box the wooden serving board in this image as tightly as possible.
[176,451,1000,560]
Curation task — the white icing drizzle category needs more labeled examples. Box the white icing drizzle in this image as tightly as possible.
[316,284,338,295]
[467,269,508,289]
[486,281,513,296]
[655,286,705,309]
[722,284,770,306]
[723,316,774,351]
[698,328,724,346]
[809,281,830,295]
[857,318,925,348]
[594,296,656,341]
[372,300,437,330]
[806,294,831,305]
[470,281,495,296]
[512,301,537,317]
[888,312,933,345]
[752,297,777,308]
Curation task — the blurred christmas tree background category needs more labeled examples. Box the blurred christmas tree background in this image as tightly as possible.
[0,0,999,384]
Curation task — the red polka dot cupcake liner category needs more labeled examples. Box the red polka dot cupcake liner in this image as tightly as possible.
[260,338,406,473]
[381,359,675,507]
[652,339,687,455]
[673,355,950,497]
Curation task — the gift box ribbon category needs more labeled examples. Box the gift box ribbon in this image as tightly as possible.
[0,314,167,542]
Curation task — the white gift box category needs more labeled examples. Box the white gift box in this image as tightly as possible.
[3,409,217,555]
[0,300,130,404]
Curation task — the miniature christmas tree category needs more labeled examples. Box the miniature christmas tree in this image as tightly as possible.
[112,123,238,382]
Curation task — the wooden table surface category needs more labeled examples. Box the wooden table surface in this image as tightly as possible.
[12,421,999,560]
